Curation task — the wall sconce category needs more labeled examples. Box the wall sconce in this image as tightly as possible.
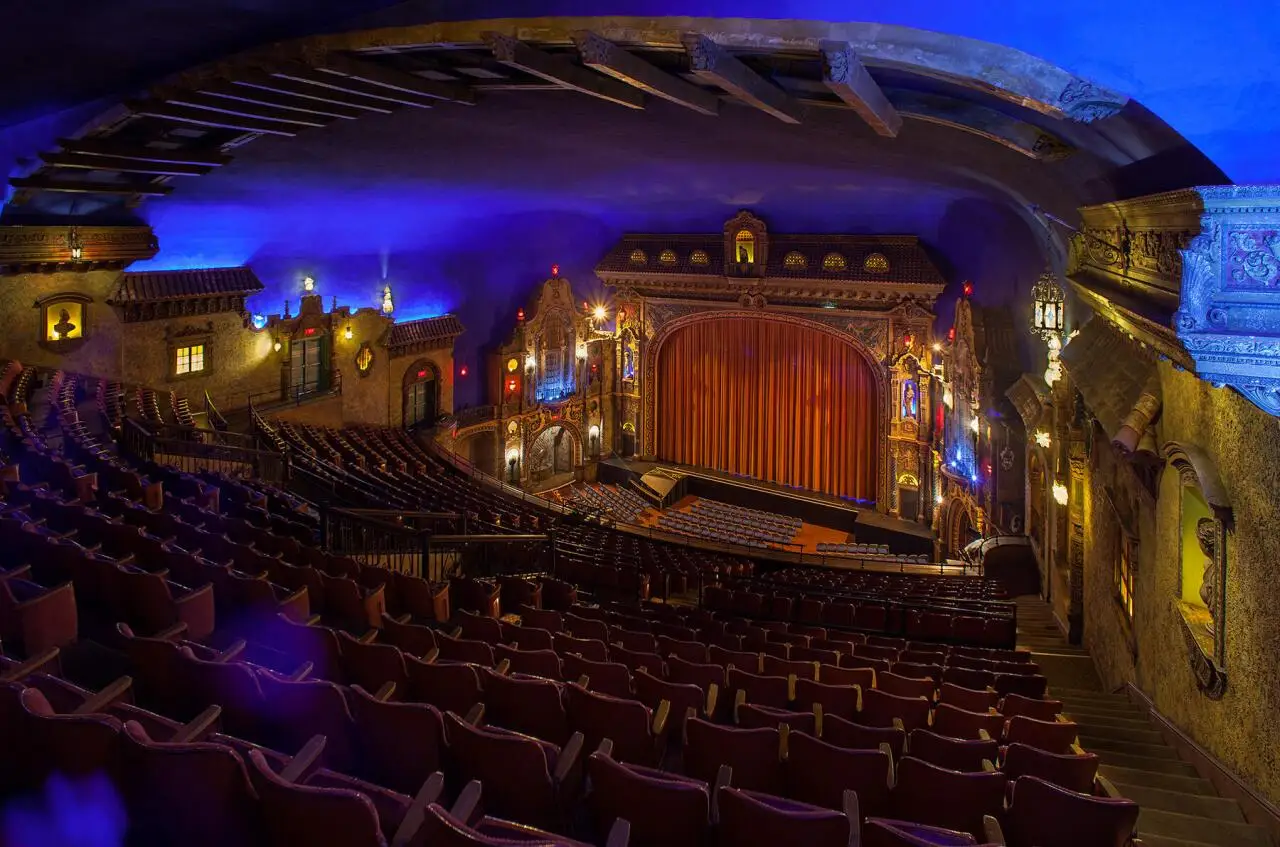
[588,424,600,438]
[931,342,942,352]
[251,314,268,330]
[1052,482,1069,506]
[969,417,980,434]
[343,325,353,340]
[576,343,588,360]
[273,339,283,353]
[935,493,945,506]
[303,275,315,293]
[1034,431,1051,448]
[943,389,954,408]
[67,227,83,262]
[525,355,536,371]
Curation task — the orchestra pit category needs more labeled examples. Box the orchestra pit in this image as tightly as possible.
[1,3,1279,846]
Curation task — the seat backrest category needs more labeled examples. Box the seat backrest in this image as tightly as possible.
[443,711,557,826]
[480,668,569,745]
[456,610,503,644]
[404,656,483,716]
[518,605,564,634]
[878,672,935,700]
[586,751,709,847]
[709,644,761,673]
[247,748,384,847]
[784,730,891,817]
[860,688,931,732]
[683,716,782,794]
[634,668,704,728]
[942,666,995,693]
[553,633,609,663]
[657,635,708,664]
[257,672,359,773]
[667,656,726,692]
[762,655,819,681]
[818,664,875,690]
[727,668,791,710]
[563,613,610,643]
[1000,694,1063,722]
[993,674,1048,700]
[494,644,563,681]
[562,653,632,699]
[420,804,582,847]
[736,703,816,734]
[119,721,264,847]
[717,785,853,847]
[861,817,982,846]
[891,756,1007,840]
[379,615,437,657]
[566,683,656,766]
[436,632,496,666]
[338,632,408,693]
[1001,743,1099,795]
[932,703,1004,741]
[794,677,861,722]
[1004,715,1079,754]
[938,683,999,713]
[907,729,998,773]
[1004,775,1138,847]
[345,684,444,795]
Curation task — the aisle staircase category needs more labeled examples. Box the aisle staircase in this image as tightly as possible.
[1015,597,1272,847]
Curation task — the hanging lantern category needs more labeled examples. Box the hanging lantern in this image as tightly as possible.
[1031,267,1066,339]
[381,285,394,314]
[66,226,83,262]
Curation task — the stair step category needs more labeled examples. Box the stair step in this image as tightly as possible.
[1138,808,1271,847]
[1067,713,1161,734]
[1079,735,1182,760]
[1071,723,1166,745]
[1099,765,1215,795]
[1094,751,1200,776]
[1053,686,1133,701]
[1059,697,1147,714]
[1110,783,1244,821]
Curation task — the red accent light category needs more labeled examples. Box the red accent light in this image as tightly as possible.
[417,369,427,379]
[551,263,560,277]
[583,301,590,311]
[903,333,914,349]
[506,379,516,391]
[948,327,956,341]
[460,366,468,377]
[517,309,525,321]
[303,327,315,336]
[962,281,974,297]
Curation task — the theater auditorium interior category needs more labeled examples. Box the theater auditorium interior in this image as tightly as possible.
[0,2,1277,845]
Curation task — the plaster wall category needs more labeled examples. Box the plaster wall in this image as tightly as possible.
[1083,363,1280,806]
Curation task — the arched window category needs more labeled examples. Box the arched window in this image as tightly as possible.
[403,360,439,429]
[659,249,677,265]
[628,249,647,265]
[823,252,847,271]
[690,249,710,266]
[734,229,756,264]
[863,252,890,273]
[783,251,807,269]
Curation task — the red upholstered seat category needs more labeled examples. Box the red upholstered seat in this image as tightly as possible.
[683,716,783,794]
[587,746,714,847]
[907,729,998,773]
[1004,715,1080,754]
[716,785,856,847]
[890,756,1007,841]
[1001,742,1099,795]
[1003,775,1139,847]
[784,730,893,817]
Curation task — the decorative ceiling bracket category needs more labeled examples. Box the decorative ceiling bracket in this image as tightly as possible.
[1174,185,1280,417]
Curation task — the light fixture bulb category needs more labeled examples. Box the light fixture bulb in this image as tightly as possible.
[344,325,353,340]
[943,389,954,408]
[593,305,607,321]
[303,276,315,292]
[381,285,394,314]
[273,340,282,352]
[525,355,536,371]
[969,417,980,434]
[1052,482,1069,506]
[1034,431,1051,448]
[589,425,600,437]
[935,494,945,506]
[932,342,942,352]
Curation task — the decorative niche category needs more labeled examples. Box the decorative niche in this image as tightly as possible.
[354,341,375,377]
[1163,440,1230,698]
[35,292,92,354]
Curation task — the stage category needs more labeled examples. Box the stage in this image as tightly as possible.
[596,457,934,555]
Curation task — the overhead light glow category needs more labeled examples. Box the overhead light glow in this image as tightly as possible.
[593,305,607,322]
[303,276,315,292]
[1052,482,1069,506]
[1034,431,1051,448]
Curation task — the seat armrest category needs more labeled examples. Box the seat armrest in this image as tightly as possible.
[553,731,585,785]
[842,791,861,847]
[652,698,671,736]
[216,640,248,663]
[1097,774,1123,799]
[577,674,590,688]
[75,675,133,714]
[357,629,378,644]
[711,764,733,824]
[495,659,511,676]
[981,758,997,773]
[389,771,445,847]
[982,814,1006,845]
[421,647,440,663]
[154,622,190,641]
[604,819,631,847]
[464,703,485,725]
[449,779,483,824]
[705,683,719,718]
[880,744,896,787]
[288,661,314,682]
[449,626,463,639]
[0,647,61,682]
[172,705,222,743]
[978,729,993,742]
[280,735,327,783]
[0,564,33,581]
[374,681,396,701]
[732,688,747,723]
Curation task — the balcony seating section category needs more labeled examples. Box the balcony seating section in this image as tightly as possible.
[0,363,1137,846]
[566,483,651,524]
[657,498,802,549]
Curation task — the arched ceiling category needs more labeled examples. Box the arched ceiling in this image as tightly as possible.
[3,4,1272,404]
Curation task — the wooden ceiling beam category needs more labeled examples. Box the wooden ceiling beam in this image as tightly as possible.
[9,176,173,197]
[39,152,214,177]
[125,100,302,136]
[482,32,645,110]
[196,81,368,119]
[55,138,233,167]
[319,54,476,104]
[230,72,397,113]
[270,64,437,108]
[571,30,718,116]
[819,41,901,138]
[161,92,336,128]
[680,34,801,124]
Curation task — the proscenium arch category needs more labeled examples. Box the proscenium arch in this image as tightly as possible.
[643,309,889,509]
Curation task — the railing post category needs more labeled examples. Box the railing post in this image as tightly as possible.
[420,532,431,582]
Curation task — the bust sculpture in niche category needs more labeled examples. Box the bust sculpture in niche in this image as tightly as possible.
[1197,518,1220,637]
[52,309,76,340]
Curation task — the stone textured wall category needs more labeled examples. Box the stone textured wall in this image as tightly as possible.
[0,269,125,376]
[1083,362,1280,805]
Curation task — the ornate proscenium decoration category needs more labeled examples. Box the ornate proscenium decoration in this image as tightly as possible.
[1175,185,1280,417]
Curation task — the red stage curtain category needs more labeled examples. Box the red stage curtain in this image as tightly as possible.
[656,316,878,501]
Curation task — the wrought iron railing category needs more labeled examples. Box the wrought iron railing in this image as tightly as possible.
[121,418,290,483]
